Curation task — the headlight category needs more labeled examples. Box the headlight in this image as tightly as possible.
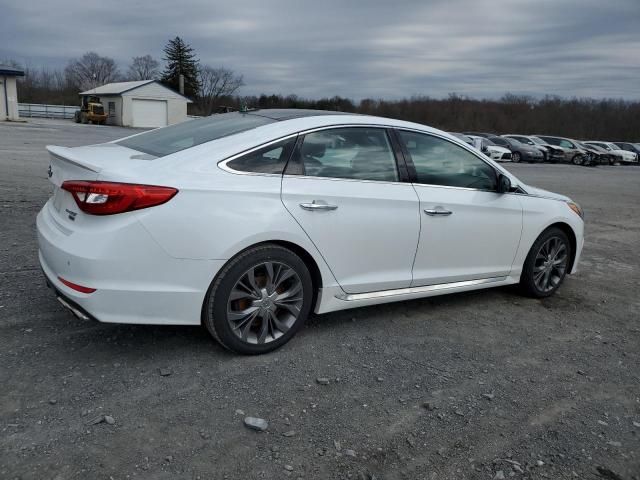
[567,201,584,219]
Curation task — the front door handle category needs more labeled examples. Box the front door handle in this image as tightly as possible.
[299,201,338,211]
[424,208,452,216]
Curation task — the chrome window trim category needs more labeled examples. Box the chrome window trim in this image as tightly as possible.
[216,123,521,194]
[335,276,507,301]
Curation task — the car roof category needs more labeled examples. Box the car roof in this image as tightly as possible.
[244,109,354,121]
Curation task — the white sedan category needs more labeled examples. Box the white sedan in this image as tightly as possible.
[467,135,513,161]
[584,141,638,163]
[37,110,585,354]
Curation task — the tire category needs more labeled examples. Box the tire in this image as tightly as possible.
[571,154,582,165]
[81,113,88,124]
[74,112,80,124]
[520,227,572,298]
[512,152,521,163]
[203,244,313,354]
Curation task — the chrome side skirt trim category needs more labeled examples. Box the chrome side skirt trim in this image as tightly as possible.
[335,276,507,301]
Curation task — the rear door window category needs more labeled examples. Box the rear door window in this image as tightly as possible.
[298,128,399,182]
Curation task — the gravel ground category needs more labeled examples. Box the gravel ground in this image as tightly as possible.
[1,119,639,480]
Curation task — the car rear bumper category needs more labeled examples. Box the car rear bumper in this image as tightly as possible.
[37,202,225,325]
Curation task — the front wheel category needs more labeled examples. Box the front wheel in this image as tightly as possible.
[203,244,313,354]
[572,154,583,165]
[512,152,521,163]
[520,227,572,298]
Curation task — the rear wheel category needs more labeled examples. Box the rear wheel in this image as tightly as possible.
[520,227,571,298]
[203,244,313,354]
[512,152,521,163]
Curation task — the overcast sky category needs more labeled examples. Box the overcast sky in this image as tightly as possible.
[1,0,639,100]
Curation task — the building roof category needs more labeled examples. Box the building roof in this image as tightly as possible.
[79,80,155,96]
[0,65,25,76]
[79,80,192,102]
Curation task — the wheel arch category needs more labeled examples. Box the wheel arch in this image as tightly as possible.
[544,222,578,273]
[201,239,325,325]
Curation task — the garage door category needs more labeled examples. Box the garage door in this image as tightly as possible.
[131,99,168,128]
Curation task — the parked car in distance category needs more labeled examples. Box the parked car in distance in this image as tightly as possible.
[535,136,588,165]
[449,132,474,146]
[584,141,638,164]
[577,142,618,165]
[488,136,544,163]
[467,135,512,162]
[613,142,640,159]
[573,142,603,166]
[462,132,495,138]
[503,135,565,163]
[37,109,585,354]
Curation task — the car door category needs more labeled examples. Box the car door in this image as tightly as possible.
[281,126,420,294]
[395,130,523,286]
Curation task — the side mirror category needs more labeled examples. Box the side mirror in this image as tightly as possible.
[481,146,488,153]
[497,174,511,193]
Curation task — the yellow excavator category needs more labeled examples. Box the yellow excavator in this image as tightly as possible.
[74,95,108,125]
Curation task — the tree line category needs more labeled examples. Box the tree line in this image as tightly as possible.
[5,37,244,116]
[5,37,640,141]
[219,93,640,142]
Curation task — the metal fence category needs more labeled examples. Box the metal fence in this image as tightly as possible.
[18,103,79,119]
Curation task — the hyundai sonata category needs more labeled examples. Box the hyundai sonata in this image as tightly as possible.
[37,109,584,354]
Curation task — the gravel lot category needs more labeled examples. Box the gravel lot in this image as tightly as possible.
[1,119,639,480]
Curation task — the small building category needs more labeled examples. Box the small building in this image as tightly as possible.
[0,65,25,121]
[79,80,191,128]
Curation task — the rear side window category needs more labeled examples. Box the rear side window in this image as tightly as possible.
[398,131,497,191]
[299,128,399,182]
[226,137,297,174]
[117,112,275,157]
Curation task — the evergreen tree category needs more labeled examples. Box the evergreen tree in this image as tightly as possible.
[161,37,200,98]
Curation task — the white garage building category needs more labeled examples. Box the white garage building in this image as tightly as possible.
[0,65,24,121]
[80,80,191,128]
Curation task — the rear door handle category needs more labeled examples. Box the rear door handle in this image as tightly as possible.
[424,208,452,216]
[299,201,338,211]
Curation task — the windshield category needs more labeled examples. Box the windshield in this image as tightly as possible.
[529,136,546,145]
[117,112,276,157]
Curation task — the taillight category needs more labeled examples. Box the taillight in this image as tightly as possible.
[61,181,178,215]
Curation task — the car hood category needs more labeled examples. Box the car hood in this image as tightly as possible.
[522,185,571,202]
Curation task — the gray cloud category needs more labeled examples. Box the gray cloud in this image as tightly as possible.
[1,0,639,99]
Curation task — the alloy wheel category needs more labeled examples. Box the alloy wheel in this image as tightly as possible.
[533,236,568,293]
[226,261,303,345]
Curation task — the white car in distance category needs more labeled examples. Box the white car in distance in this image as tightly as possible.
[467,135,513,161]
[37,110,585,354]
[584,141,638,163]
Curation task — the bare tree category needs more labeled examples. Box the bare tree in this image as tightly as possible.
[64,52,120,91]
[197,66,244,114]
[127,55,160,81]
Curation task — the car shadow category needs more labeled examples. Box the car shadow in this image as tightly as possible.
[50,285,523,361]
